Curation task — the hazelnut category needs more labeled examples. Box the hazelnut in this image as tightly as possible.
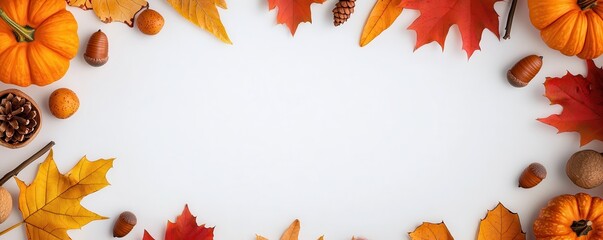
[566,150,603,189]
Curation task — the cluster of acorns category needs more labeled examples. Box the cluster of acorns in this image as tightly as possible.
[518,150,603,189]
[84,8,165,67]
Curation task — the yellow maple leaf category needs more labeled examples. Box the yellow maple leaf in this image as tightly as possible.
[167,0,232,44]
[13,150,114,240]
[66,0,148,27]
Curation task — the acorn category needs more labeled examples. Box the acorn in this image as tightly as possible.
[84,30,109,67]
[519,162,547,188]
[0,187,12,224]
[507,55,543,87]
[113,211,137,238]
[566,150,603,189]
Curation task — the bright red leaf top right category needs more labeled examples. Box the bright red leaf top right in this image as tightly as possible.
[539,60,603,146]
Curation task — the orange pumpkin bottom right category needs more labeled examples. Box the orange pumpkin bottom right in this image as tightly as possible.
[534,193,603,239]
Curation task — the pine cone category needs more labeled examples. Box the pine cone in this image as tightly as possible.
[333,0,355,26]
[0,92,38,146]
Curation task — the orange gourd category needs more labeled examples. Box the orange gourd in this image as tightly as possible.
[0,0,79,87]
[528,0,603,59]
[534,193,603,239]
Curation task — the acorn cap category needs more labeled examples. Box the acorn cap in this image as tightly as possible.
[507,70,528,87]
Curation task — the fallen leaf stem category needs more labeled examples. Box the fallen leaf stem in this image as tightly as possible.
[0,221,23,236]
[0,141,55,186]
[503,0,518,39]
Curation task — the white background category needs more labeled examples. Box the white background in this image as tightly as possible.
[1,0,603,239]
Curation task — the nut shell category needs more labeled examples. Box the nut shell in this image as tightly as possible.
[566,150,603,189]
[519,162,547,188]
[84,30,109,67]
[507,55,543,87]
[113,211,137,238]
[48,88,79,119]
[0,187,12,224]
[137,9,164,35]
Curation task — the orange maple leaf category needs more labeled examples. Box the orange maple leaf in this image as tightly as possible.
[477,203,525,240]
[268,0,326,35]
[257,219,323,240]
[409,222,454,240]
[539,60,603,146]
[404,0,502,58]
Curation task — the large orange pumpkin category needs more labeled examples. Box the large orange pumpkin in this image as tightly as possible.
[0,0,79,87]
[534,193,603,239]
[528,0,603,59]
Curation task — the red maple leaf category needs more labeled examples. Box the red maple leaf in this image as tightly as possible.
[268,0,326,35]
[404,0,502,58]
[142,205,214,240]
[143,230,156,240]
[539,60,603,146]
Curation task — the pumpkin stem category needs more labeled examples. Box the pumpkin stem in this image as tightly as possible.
[0,9,34,42]
[571,220,593,237]
[578,0,597,10]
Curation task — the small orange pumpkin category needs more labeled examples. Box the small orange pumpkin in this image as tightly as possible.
[528,0,603,59]
[534,193,603,239]
[0,0,79,86]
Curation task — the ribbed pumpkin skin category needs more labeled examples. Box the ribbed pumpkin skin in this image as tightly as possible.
[534,193,603,239]
[528,0,603,59]
[0,0,79,86]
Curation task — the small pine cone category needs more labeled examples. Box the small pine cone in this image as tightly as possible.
[333,0,355,26]
[0,93,38,145]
